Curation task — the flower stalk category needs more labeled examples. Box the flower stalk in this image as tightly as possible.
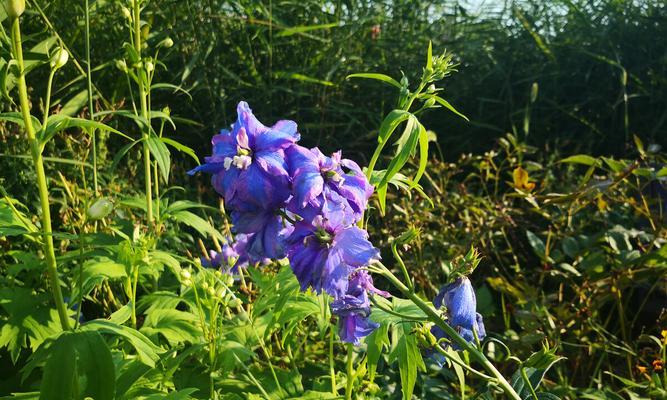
[10,14,71,331]
[374,262,522,400]
[132,0,153,224]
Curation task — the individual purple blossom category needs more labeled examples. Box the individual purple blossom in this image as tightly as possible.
[286,207,380,299]
[331,270,389,344]
[431,277,486,350]
[200,234,258,272]
[188,101,300,209]
[230,205,293,261]
[287,145,373,224]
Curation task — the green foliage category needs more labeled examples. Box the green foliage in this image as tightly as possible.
[0,0,665,399]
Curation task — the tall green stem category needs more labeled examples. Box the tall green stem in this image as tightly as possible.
[345,343,354,400]
[375,262,521,400]
[132,0,153,223]
[84,0,98,194]
[11,16,71,331]
[329,322,337,395]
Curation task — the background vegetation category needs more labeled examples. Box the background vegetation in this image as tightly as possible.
[1,0,666,399]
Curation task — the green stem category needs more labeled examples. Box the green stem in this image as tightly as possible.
[132,0,153,224]
[521,367,539,400]
[75,227,85,329]
[329,322,338,395]
[345,343,354,400]
[391,242,413,291]
[365,82,425,181]
[130,265,139,328]
[84,0,98,194]
[11,16,71,331]
[434,343,494,380]
[375,262,521,400]
[42,69,55,127]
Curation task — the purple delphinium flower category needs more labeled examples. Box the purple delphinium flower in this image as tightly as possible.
[286,209,380,299]
[200,234,266,272]
[331,270,390,344]
[188,101,299,209]
[287,145,373,224]
[230,205,293,261]
[431,277,486,350]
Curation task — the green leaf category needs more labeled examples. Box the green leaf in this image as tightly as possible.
[389,321,426,400]
[346,73,401,89]
[277,22,339,37]
[170,210,223,241]
[59,90,89,117]
[108,302,134,325]
[559,154,599,166]
[161,137,199,164]
[71,257,127,301]
[0,197,38,237]
[657,166,667,178]
[141,309,201,346]
[147,134,171,182]
[511,344,565,398]
[426,41,433,70]
[110,139,143,173]
[274,71,334,87]
[0,112,42,132]
[80,320,161,367]
[39,331,115,400]
[412,122,429,188]
[526,230,546,260]
[423,94,469,121]
[151,83,193,100]
[378,116,422,190]
[39,333,76,400]
[39,115,131,145]
[377,109,412,144]
[366,323,389,382]
[0,288,64,363]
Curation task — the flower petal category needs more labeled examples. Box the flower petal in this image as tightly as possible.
[254,120,300,152]
[255,149,290,177]
[333,226,380,267]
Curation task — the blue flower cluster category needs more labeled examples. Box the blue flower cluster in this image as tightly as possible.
[190,102,387,344]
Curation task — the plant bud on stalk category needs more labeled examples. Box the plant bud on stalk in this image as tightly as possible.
[180,269,191,280]
[158,37,174,49]
[5,0,25,18]
[115,59,128,73]
[86,198,113,221]
[50,48,69,70]
[121,6,131,20]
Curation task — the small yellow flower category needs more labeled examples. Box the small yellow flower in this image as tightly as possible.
[512,166,536,191]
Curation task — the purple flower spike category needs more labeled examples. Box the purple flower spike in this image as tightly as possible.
[188,102,300,209]
[287,145,373,224]
[431,277,486,351]
[287,215,380,299]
